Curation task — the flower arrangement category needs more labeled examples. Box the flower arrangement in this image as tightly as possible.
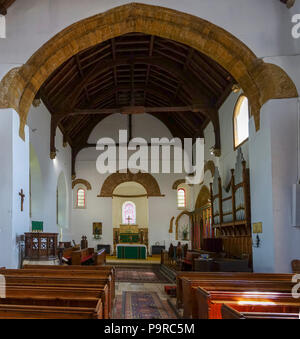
[182,224,189,240]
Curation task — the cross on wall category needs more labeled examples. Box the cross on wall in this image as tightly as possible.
[19,189,25,212]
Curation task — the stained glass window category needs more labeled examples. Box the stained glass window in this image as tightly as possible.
[122,201,136,224]
[177,188,186,208]
[77,189,86,208]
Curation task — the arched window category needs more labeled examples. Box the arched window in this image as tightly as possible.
[177,188,186,208]
[76,188,86,208]
[233,95,249,149]
[122,201,136,224]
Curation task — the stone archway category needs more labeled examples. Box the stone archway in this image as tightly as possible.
[98,171,164,197]
[175,210,193,241]
[0,3,297,140]
[195,185,211,210]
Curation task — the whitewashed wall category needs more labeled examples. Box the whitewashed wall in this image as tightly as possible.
[27,103,72,240]
[71,114,195,252]
[193,92,249,207]
[0,109,29,268]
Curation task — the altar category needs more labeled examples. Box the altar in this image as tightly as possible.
[116,244,147,259]
[113,224,148,256]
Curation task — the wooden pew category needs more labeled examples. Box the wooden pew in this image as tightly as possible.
[72,248,95,265]
[0,271,111,318]
[0,304,103,319]
[23,264,115,301]
[61,246,80,263]
[176,272,293,309]
[94,249,106,265]
[181,276,294,318]
[196,287,300,319]
[221,304,299,320]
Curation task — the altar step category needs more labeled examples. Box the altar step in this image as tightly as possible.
[160,264,177,283]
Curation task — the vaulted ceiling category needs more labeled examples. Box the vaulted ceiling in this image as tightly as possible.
[38,33,235,160]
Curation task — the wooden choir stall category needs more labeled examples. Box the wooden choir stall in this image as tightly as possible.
[25,233,58,260]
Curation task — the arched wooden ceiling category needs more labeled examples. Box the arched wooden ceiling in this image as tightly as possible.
[38,33,235,158]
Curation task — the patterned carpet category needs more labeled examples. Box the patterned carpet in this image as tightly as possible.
[114,291,178,319]
[116,266,170,283]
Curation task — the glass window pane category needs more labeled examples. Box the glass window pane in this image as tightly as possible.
[234,96,249,147]
[177,189,186,208]
[77,189,85,207]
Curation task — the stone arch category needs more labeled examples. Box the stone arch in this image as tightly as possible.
[172,179,186,190]
[0,3,297,140]
[98,171,164,197]
[195,185,211,210]
[72,178,92,191]
[175,210,193,241]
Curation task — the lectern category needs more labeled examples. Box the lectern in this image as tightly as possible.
[25,232,58,259]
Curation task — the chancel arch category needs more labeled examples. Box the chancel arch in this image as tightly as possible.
[0,2,297,146]
[99,171,164,197]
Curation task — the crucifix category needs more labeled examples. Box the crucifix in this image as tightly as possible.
[126,216,132,225]
[19,189,25,212]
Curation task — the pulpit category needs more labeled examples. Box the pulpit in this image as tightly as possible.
[25,233,58,259]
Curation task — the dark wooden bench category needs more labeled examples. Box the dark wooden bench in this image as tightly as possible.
[180,275,294,318]
[0,269,112,318]
[176,272,293,309]
[72,248,95,265]
[221,304,300,319]
[0,303,103,319]
[93,249,106,265]
[22,264,115,301]
[196,287,300,319]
